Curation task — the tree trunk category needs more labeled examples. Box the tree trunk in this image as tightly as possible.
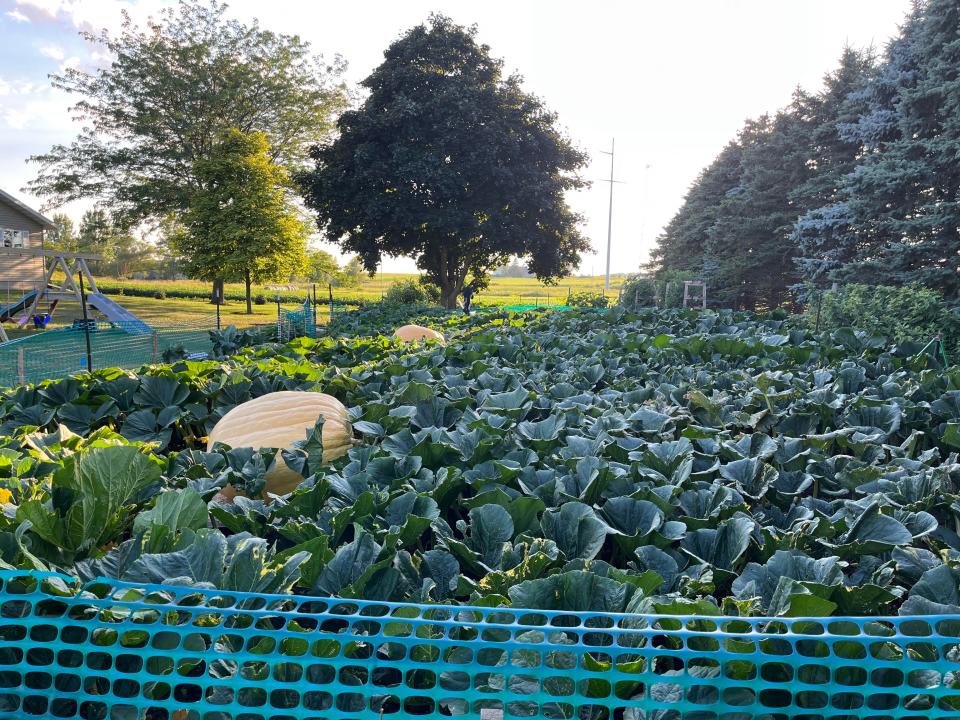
[436,246,463,309]
[211,279,224,305]
[244,271,252,315]
[440,284,459,309]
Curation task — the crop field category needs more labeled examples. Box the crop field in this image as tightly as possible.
[0,305,957,617]
[1,304,959,717]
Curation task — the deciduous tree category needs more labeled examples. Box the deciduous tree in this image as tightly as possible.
[299,14,590,308]
[175,129,308,313]
[28,0,346,227]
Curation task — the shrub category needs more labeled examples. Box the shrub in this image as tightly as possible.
[383,278,438,306]
[160,343,187,363]
[807,283,960,357]
[568,291,609,308]
[254,293,267,305]
[153,289,166,300]
[619,274,658,308]
[209,326,262,358]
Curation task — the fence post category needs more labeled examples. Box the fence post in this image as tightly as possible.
[276,295,282,342]
[814,290,823,333]
[17,347,24,385]
[78,271,93,374]
[216,301,221,331]
[152,331,159,363]
[328,284,334,322]
[313,284,318,328]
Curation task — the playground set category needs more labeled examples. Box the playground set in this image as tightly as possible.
[0,248,321,386]
[0,247,152,342]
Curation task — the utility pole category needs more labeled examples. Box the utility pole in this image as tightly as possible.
[598,138,625,291]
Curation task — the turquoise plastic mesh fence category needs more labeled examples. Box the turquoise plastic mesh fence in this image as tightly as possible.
[1,570,959,720]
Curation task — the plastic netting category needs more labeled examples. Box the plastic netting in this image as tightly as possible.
[281,301,318,343]
[0,308,316,387]
[1,571,958,720]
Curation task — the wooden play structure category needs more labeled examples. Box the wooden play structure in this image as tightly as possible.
[0,247,151,342]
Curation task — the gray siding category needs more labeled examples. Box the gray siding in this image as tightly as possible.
[0,198,45,234]
[0,198,45,290]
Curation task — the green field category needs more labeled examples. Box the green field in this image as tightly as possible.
[90,272,627,307]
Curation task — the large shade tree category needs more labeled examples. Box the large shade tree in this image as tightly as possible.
[299,14,590,308]
[28,0,346,227]
[174,129,307,313]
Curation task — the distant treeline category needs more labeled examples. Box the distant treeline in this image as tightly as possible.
[652,0,960,309]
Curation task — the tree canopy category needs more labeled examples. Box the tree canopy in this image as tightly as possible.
[654,0,960,304]
[174,129,308,313]
[298,14,590,307]
[28,0,346,226]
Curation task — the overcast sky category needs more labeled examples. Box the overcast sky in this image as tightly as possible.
[1,0,911,274]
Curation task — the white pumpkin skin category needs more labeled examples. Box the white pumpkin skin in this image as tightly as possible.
[207,391,352,500]
[394,324,444,343]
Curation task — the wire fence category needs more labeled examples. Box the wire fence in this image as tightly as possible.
[0,300,321,388]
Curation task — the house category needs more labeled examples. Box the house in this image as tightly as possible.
[0,188,53,290]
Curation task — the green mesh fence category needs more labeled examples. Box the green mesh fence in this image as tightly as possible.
[0,570,958,720]
[0,305,320,388]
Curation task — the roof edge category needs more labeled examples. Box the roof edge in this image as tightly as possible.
[0,188,55,229]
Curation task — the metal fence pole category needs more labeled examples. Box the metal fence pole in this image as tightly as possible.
[216,301,221,331]
[815,290,823,333]
[312,284,318,328]
[328,284,334,322]
[276,295,282,342]
[78,271,93,374]
[17,347,24,385]
[152,331,159,363]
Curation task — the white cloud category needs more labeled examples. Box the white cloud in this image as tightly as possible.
[16,0,154,33]
[39,44,66,61]
[4,109,34,130]
[5,9,30,22]
[59,56,81,73]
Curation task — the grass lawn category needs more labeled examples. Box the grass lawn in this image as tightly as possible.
[3,295,325,340]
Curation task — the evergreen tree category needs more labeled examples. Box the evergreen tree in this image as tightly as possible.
[836,0,960,296]
[709,112,812,308]
[649,141,743,279]
[791,48,878,288]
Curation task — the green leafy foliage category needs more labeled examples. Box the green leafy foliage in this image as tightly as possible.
[0,306,958,618]
[298,14,590,308]
[382,279,440,306]
[808,283,959,359]
[567,291,609,308]
[28,0,346,225]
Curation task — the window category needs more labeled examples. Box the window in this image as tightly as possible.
[1,229,28,248]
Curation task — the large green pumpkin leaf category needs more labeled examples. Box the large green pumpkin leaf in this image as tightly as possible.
[541,502,609,561]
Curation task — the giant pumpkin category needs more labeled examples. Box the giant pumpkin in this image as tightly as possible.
[207,391,352,500]
[394,324,444,343]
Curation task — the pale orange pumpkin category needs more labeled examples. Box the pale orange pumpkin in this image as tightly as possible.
[394,324,444,343]
[207,391,352,500]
